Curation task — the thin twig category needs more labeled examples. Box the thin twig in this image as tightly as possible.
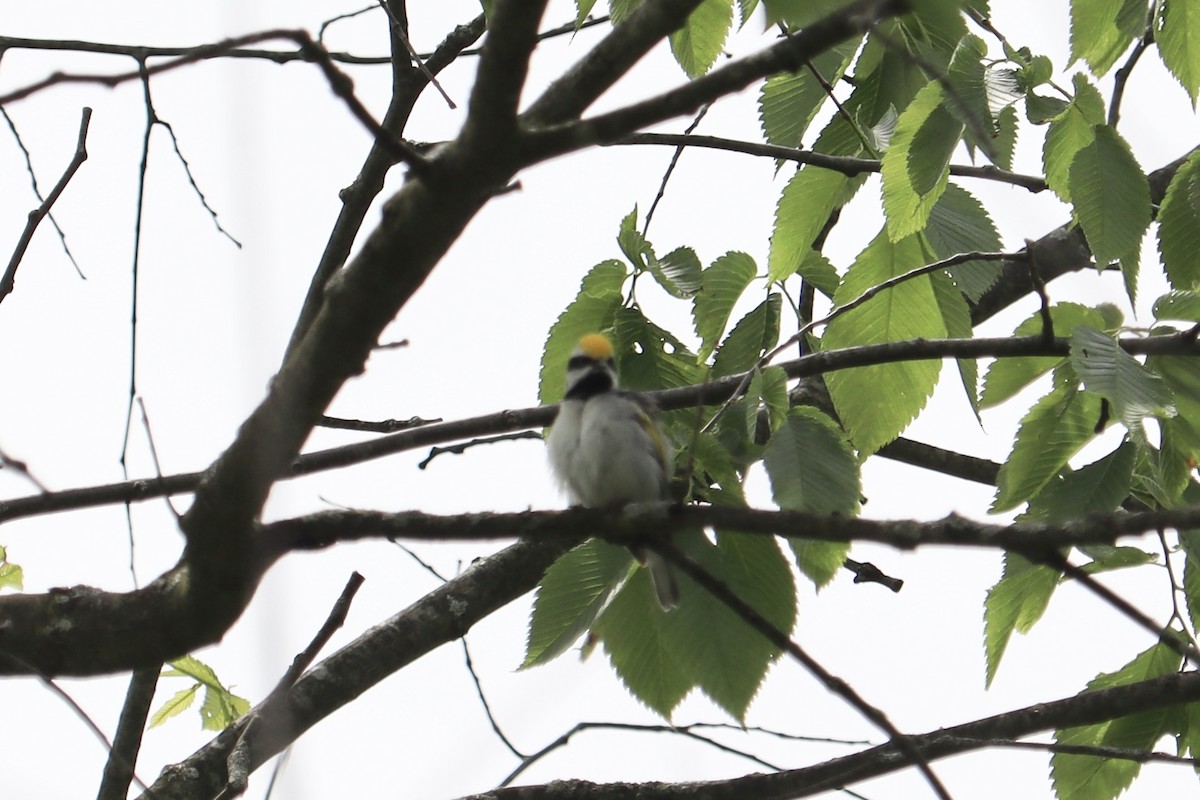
[137,397,182,521]
[418,431,543,470]
[0,446,49,492]
[462,639,525,759]
[0,107,91,305]
[377,0,456,108]
[0,106,84,278]
[318,414,442,433]
[96,668,160,800]
[615,132,1048,192]
[1108,7,1155,128]
[642,104,709,235]
[158,120,242,248]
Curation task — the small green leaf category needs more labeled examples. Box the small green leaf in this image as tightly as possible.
[573,0,599,28]
[758,42,857,149]
[1023,440,1138,523]
[165,655,222,689]
[747,366,790,438]
[1042,74,1105,202]
[653,246,703,299]
[199,684,250,731]
[1156,152,1200,289]
[1069,326,1175,428]
[612,308,705,392]
[539,261,626,403]
[669,0,734,78]
[930,267,979,416]
[713,294,781,378]
[983,552,1060,687]
[149,686,199,729]
[693,251,758,360]
[1153,289,1200,321]
[1068,125,1151,268]
[0,561,23,592]
[795,250,840,297]
[992,384,1104,512]
[524,540,634,667]
[1159,0,1200,105]
[1052,641,1185,800]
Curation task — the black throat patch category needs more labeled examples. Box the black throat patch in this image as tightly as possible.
[565,368,614,400]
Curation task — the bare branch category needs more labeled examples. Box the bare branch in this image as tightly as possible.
[96,668,160,800]
[0,107,91,305]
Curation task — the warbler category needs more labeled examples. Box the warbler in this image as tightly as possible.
[546,333,680,609]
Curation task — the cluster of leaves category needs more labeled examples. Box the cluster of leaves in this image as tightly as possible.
[525,0,1200,796]
[150,656,250,732]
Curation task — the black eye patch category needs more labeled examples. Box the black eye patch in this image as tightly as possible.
[568,355,616,370]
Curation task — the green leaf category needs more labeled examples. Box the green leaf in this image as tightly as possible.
[924,182,1004,303]
[164,655,222,689]
[1156,152,1200,289]
[1068,125,1151,268]
[669,0,733,78]
[713,294,781,378]
[882,82,963,240]
[573,0,599,28]
[983,552,1060,687]
[764,407,861,587]
[149,686,199,729]
[524,540,634,667]
[1069,0,1145,76]
[539,260,626,403]
[823,231,947,454]
[693,251,758,360]
[768,167,849,282]
[758,42,857,149]
[1153,289,1200,321]
[747,365,790,438]
[795,250,840,297]
[980,302,1117,409]
[930,268,979,415]
[992,384,1105,512]
[1069,325,1175,428]
[661,533,796,721]
[0,561,23,592]
[1042,74,1105,202]
[653,246,703,299]
[737,0,760,26]
[1052,641,1185,800]
[763,0,854,27]
[1159,0,1200,105]
[1183,531,1200,635]
[612,308,705,392]
[690,430,749,505]
[1022,440,1138,523]
[199,684,250,731]
[593,565,693,718]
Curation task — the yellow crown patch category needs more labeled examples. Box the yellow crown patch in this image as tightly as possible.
[577,333,615,360]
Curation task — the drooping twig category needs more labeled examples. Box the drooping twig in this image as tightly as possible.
[642,104,709,235]
[462,638,526,759]
[0,107,91,305]
[157,120,242,248]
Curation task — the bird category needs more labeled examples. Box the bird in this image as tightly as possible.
[546,332,680,610]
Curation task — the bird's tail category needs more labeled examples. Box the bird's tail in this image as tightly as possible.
[643,551,679,610]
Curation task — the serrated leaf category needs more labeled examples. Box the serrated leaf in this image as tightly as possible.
[670,0,733,78]
[946,34,998,161]
[1026,92,1070,124]
[992,384,1104,512]
[593,563,694,718]
[983,552,1060,687]
[654,246,702,299]
[713,294,781,378]
[1183,532,1200,635]
[693,251,758,360]
[1076,545,1156,573]
[1159,0,1200,105]
[758,42,857,149]
[795,250,840,297]
[1068,125,1151,267]
[1023,440,1138,523]
[149,686,199,729]
[925,182,1004,303]
[1069,0,1145,76]
[930,268,979,416]
[747,365,790,438]
[737,0,760,26]
[612,308,704,392]
[524,540,633,667]
[824,231,947,454]
[166,655,222,689]
[539,261,626,403]
[882,82,963,240]
[1153,289,1200,321]
[1052,641,1184,800]
[574,0,599,28]
[980,303,1116,409]
[199,684,250,731]
[1043,74,1105,201]
[1156,152,1200,289]
[690,431,749,505]
[1070,325,1175,428]
[768,167,849,282]
[660,533,796,721]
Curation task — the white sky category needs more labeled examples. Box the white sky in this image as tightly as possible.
[0,2,1197,798]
